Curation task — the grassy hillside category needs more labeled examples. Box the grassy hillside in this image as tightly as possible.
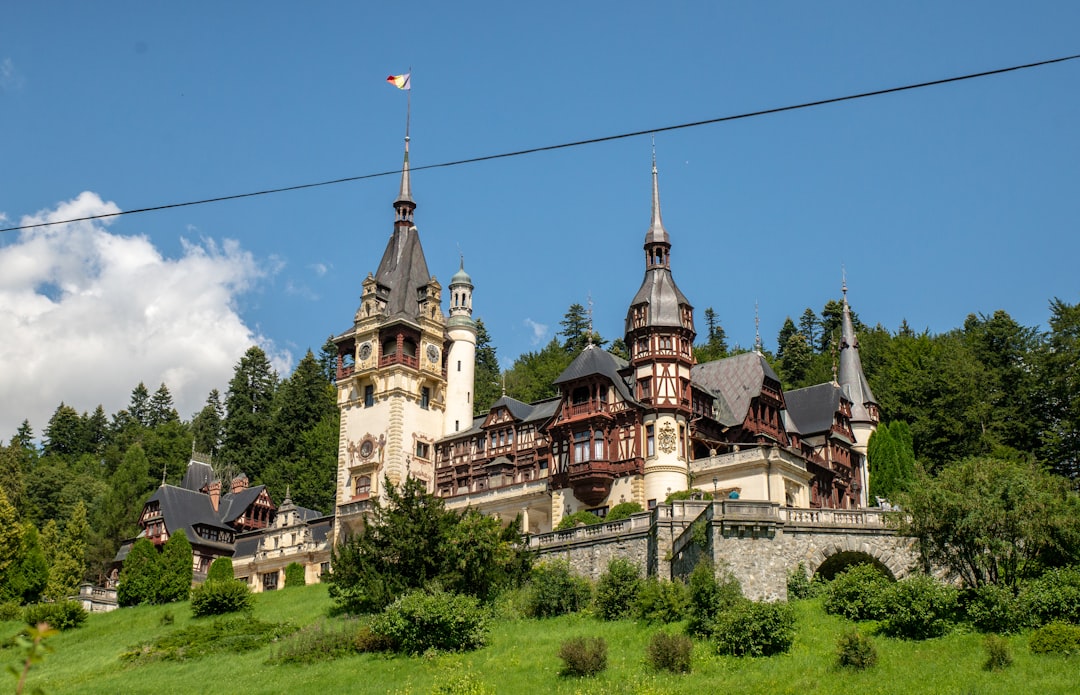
[3,585,1075,694]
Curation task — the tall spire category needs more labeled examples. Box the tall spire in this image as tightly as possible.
[394,134,415,218]
[837,278,878,423]
[645,138,671,253]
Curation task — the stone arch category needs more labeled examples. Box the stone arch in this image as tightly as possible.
[801,532,919,583]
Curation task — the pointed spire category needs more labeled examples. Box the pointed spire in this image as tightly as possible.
[754,301,763,354]
[645,138,670,249]
[395,135,415,208]
[837,277,879,423]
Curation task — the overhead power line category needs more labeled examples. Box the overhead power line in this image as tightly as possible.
[3,52,1078,235]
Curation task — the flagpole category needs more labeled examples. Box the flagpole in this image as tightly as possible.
[406,66,412,142]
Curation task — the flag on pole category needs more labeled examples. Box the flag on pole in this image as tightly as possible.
[386,73,411,90]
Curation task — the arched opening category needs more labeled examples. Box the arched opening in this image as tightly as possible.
[814,551,895,581]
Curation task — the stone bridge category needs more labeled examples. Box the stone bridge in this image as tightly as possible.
[527,500,920,601]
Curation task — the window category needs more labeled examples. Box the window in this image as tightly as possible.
[263,571,279,591]
[457,360,461,372]
[364,385,374,408]
[319,562,330,577]
[646,425,655,457]
[573,431,591,463]
[355,475,371,496]
[593,430,605,460]
[640,378,651,400]
[572,386,589,405]
[415,442,430,459]
[587,506,609,518]
[421,386,430,409]
[648,499,657,510]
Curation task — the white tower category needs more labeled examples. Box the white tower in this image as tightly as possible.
[444,259,477,434]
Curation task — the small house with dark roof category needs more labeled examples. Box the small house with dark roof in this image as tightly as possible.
[114,455,277,581]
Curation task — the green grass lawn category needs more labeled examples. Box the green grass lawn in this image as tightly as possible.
[3,587,1075,695]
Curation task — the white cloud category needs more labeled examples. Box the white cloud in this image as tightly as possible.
[0,192,289,438]
[0,58,24,92]
[523,318,548,345]
[309,262,329,277]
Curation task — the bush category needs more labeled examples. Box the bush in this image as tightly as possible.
[0,601,21,621]
[23,601,87,631]
[557,636,607,677]
[686,559,743,638]
[190,579,254,618]
[713,601,796,657]
[823,564,892,621]
[284,562,306,588]
[353,624,396,653]
[206,557,235,582]
[635,577,689,624]
[117,537,162,607]
[879,575,958,640]
[787,563,813,600]
[836,629,877,670]
[1019,566,1080,628]
[1029,621,1080,656]
[525,561,592,618]
[983,634,1013,671]
[370,588,490,654]
[963,583,1024,634]
[605,502,643,522]
[269,620,364,664]
[595,558,641,621]
[159,529,193,603]
[646,631,692,673]
[556,511,602,530]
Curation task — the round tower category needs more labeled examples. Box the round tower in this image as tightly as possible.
[444,258,477,435]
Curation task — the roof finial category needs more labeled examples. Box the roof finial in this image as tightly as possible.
[646,136,669,247]
[754,301,763,355]
[842,264,848,301]
[587,293,595,348]
[161,462,167,488]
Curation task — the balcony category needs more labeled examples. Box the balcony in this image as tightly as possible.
[380,353,419,369]
[567,460,616,507]
[338,499,372,518]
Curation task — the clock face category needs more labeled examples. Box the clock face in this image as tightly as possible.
[426,344,440,363]
[359,342,372,360]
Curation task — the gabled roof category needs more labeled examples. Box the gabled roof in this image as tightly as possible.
[217,485,269,525]
[180,459,215,492]
[488,395,535,421]
[692,352,781,427]
[147,485,234,545]
[784,382,843,436]
[554,345,636,403]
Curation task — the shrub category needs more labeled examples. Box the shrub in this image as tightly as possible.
[1019,566,1080,628]
[159,529,193,603]
[557,636,607,677]
[117,537,162,607]
[0,601,21,621]
[525,561,591,618]
[595,558,642,620]
[836,629,877,670]
[1029,621,1080,656]
[431,665,495,695]
[353,624,396,653]
[635,577,689,624]
[879,575,958,640]
[159,611,175,626]
[206,557,235,582]
[605,502,643,522]
[963,583,1024,634]
[646,631,692,673]
[556,511,602,530]
[190,579,254,618]
[122,617,296,663]
[787,563,813,600]
[284,562,306,588]
[269,620,364,664]
[23,601,87,631]
[713,601,796,657]
[823,564,892,621]
[983,634,1013,671]
[686,559,743,638]
[370,588,490,654]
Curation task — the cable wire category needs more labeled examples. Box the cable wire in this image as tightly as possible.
[3,52,1078,234]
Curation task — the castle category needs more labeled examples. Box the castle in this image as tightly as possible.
[329,135,880,540]
[122,134,884,594]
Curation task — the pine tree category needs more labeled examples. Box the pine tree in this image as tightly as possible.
[798,308,818,352]
[270,350,335,463]
[318,335,339,383]
[0,489,21,591]
[159,529,193,602]
[473,319,502,415]
[5,524,49,604]
[149,384,180,427]
[11,420,35,453]
[221,346,278,481]
[191,389,225,455]
[129,383,151,427]
[43,500,88,601]
[778,333,813,388]
[42,403,87,458]
[776,317,797,360]
[559,303,605,353]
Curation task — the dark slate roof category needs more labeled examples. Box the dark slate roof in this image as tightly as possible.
[692,352,781,427]
[784,383,842,435]
[232,535,261,558]
[436,397,560,444]
[309,519,333,544]
[489,395,535,421]
[625,268,692,332]
[217,485,268,525]
[374,224,432,321]
[147,485,235,544]
[180,460,215,492]
[553,346,636,403]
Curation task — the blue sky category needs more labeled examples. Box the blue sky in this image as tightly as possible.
[2,2,1078,437]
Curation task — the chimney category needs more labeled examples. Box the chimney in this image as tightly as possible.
[207,480,221,512]
[231,474,249,494]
